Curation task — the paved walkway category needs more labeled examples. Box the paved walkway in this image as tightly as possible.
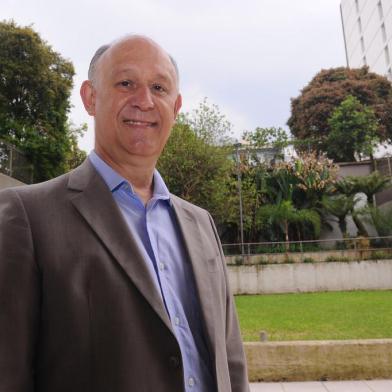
[250,380,392,391]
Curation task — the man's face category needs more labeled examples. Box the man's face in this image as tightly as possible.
[82,37,182,165]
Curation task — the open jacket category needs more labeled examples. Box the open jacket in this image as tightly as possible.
[0,159,249,392]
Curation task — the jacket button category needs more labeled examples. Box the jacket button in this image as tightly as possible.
[169,355,180,369]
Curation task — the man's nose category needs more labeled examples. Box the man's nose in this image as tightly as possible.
[131,86,154,111]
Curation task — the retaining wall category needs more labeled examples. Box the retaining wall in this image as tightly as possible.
[244,339,392,381]
[228,260,392,294]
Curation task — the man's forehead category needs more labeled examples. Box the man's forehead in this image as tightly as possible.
[105,38,171,67]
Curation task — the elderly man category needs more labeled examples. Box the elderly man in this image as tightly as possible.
[0,35,249,392]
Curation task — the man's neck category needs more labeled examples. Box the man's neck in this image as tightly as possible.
[95,149,155,205]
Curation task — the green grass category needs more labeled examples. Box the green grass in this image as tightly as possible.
[235,290,392,342]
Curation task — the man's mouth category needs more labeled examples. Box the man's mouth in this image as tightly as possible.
[123,119,157,127]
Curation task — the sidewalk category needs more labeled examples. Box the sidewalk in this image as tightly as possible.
[250,380,392,391]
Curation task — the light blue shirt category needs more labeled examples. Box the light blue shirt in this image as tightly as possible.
[89,151,215,392]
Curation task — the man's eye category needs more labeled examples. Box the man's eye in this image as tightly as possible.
[152,84,166,93]
[119,80,132,87]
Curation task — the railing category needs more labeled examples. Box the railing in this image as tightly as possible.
[222,235,392,257]
[0,140,34,184]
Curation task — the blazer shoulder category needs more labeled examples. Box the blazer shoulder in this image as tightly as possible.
[0,159,96,201]
[0,171,70,201]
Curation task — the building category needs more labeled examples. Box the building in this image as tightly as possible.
[341,0,392,79]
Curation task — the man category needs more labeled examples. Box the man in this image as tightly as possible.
[0,35,249,392]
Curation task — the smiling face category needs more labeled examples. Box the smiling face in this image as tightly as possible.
[81,37,182,168]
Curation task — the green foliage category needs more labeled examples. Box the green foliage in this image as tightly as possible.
[352,171,390,206]
[321,194,359,236]
[326,95,379,162]
[288,67,392,159]
[158,107,237,232]
[257,200,321,244]
[325,255,350,262]
[333,176,359,195]
[235,151,338,243]
[368,250,391,260]
[356,205,392,236]
[0,20,86,181]
[186,97,233,145]
[242,126,289,149]
[303,257,315,263]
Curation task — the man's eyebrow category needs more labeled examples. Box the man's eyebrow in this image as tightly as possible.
[112,69,175,84]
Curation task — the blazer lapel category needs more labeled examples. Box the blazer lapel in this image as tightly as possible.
[170,196,218,359]
[67,160,172,331]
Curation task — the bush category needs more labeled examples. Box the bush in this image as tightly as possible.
[368,251,391,260]
[325,256,350,262]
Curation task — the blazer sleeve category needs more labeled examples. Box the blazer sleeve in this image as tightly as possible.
[0,189,40,391]
[207,213,250,392]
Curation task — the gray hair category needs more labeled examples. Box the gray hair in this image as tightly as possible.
[87,38,180,86]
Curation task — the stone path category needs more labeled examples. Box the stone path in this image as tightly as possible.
[250,380,392,391]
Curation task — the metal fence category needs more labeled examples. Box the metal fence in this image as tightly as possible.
[0,140,34,184]
[222,235,392,257]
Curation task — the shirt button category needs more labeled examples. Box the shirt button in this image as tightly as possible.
[174,316,180,326]
[188,377,195,387]
[169,355,180,369]
[159,261,165,271]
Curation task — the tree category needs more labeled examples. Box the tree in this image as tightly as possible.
[0,20,86,182]
[257,200,321,249]
[287,67,392,156]
[244,152,337,243]
[326,95,379,161]
[242,126,289,149]
[351,170,390,206]
[186,97,233,145]
[321,194,359,237]
[157,111,237,236]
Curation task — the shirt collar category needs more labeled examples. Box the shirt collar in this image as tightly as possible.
[89,150,171,202]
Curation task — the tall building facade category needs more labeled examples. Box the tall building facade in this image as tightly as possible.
[341,0,392,78]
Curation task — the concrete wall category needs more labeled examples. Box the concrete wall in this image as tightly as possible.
[245,339,392,381]
[0,173,24,189]
[228,260,392,294]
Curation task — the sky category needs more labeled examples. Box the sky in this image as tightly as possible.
[4,0,346,152]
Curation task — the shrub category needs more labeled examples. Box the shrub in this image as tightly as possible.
[325,256,350,262]
[368,251,391,260]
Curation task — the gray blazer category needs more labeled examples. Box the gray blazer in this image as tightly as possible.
[0,159,249,392]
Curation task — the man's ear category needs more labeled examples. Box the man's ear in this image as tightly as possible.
[80,80,96,116]
[174,94,182,118]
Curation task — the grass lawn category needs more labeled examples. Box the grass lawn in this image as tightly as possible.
[235,290,392,342]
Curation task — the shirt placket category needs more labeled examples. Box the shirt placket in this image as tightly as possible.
[145,203,202,392]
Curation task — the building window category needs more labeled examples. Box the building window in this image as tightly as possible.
[385,45,390,66]
[361,36,365,52]
[358,17,362,34]
[382,23,387,42]
[378,1,384,20]
[355,0,359,13]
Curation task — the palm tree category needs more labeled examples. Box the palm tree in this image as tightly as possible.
[352,171,390,206]
[334,177,358,196]
[321,194,359,237]
[257,200,321,253]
